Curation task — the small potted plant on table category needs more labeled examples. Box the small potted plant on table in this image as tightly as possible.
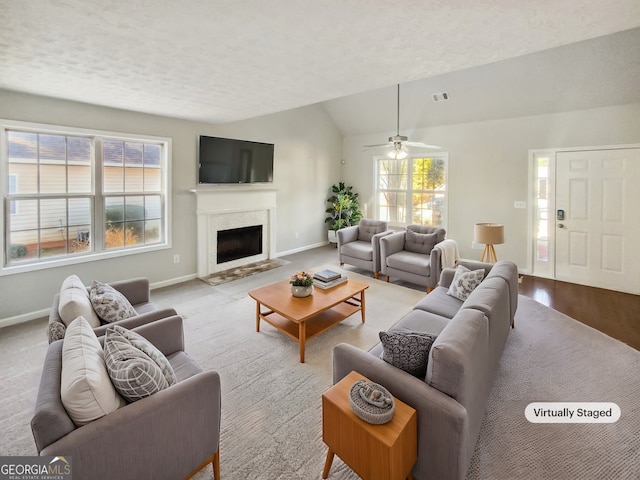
[290,271,314,297]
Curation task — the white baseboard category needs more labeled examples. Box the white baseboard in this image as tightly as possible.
[150,274,198,290]
[275,241,330,258]
[0,308,50,329]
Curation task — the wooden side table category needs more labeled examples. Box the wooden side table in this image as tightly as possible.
[322,371,417,480]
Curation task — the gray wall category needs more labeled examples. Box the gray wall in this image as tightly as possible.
[0,89,342,323]
[342,102,640,270]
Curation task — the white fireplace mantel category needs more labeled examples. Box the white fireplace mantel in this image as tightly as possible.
[191,187,277,277]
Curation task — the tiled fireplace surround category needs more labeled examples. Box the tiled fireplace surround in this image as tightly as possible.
[193,188,277,278]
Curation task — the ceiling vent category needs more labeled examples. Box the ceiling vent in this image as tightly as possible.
[432,92,449,102]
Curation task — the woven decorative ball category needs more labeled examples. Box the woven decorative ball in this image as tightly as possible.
[349,380,395,424]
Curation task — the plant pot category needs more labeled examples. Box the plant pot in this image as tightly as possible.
[291,285,313,297]
[328,230,338,244]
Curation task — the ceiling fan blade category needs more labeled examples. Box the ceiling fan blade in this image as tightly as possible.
[363,143,392,148]
[405,141,442,149]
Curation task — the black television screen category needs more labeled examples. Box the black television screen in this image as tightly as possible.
[198,135,274,184]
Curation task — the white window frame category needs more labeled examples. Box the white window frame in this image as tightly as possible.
[374,152,449,230]
[8,173,17,215]
[1,119,172,276]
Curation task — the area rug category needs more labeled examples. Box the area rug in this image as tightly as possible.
[2,271,638,480]
[203,258,289,286]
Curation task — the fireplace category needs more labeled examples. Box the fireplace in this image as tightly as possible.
[217,225,263,264]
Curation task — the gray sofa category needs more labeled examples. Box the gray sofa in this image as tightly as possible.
[48,277,177,343]
[380,225,447,291]
[333,260,518,480]
[32,315,221,480]
[337,219,391,278]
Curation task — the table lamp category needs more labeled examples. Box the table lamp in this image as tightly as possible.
[474,223,504,263]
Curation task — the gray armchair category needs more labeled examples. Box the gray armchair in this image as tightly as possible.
[48,277,178,344]
[337,219,391,278]
[31,315,221,480]
[380,225,446,291]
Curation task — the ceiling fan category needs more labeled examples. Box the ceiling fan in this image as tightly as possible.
[364,84,440,159]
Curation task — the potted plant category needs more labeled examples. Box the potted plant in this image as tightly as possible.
[325,182,362,244]
[290,271,314,297]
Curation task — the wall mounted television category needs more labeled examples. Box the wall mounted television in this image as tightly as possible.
[198,135,274,184]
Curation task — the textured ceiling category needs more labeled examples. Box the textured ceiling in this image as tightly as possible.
[1,0,639,129]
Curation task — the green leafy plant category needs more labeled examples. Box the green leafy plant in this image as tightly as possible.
[325,182,362,231]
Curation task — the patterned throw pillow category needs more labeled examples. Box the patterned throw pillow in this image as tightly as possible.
[89,281,138,323]
[447,265,485,301]
[104,325,176,402]
[379,331,438,379]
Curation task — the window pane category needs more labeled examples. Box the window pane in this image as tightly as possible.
[105,225,125,249]
[104,165,124,193]
[145,195,162,219]
[144,144,161,167]
[67,137,91,163]
[8,163,38,194]
[9,230,37,261]
[40,198,67,229]
[125,164,144,192]
[124,142,143,166]
[68,165,91,193]
[125,196,145,221]
[105,197,124,229]
[145,219,161,244]
[69,198,91,226]
[40,227,66,257]
[412,157,446,191]
[8,131,37,162]
[69,225,91,253]
[126,221,144,245]
[9,199,37,232]
[40,164,67,193]
[39,134,67,164]
[103,141,124,165]
[144,166,161,191]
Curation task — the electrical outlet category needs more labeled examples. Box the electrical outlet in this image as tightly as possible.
[173,254,180,264]
[514,201,527,209]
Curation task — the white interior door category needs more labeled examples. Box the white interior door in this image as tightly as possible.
[555,148,640,294]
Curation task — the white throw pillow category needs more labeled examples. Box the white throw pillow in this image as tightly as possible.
[61,316,125,426]
[58,275,101,328]
[90,281,138,323]
[447,265,485,301]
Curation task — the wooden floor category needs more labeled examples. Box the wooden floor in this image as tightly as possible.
[518,276,640,351]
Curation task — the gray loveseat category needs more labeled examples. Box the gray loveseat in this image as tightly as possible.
[48,277,177,343]
[333,260,518,480]
[32,315,221,480]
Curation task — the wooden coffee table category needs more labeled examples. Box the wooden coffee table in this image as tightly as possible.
[248,278,368,362]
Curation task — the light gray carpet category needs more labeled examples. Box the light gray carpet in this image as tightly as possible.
[1,265,639,480]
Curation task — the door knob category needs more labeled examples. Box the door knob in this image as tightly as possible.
[558,224,565,228]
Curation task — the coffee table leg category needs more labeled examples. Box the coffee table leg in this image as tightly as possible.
[360,290,366,323]
[299,321,306,363]
[322,449,334,479]
[255,301,261,332]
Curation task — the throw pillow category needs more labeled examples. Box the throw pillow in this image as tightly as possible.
[379,331,437,379]
[405,229,438,254]
[61,316,125,426]
[108,325,176,386]
[90,280,138,323]
[104,326,175,402]
[58,274,101,328]
[447,265,485,301]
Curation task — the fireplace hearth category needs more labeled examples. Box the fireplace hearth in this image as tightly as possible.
[217,225,263,264]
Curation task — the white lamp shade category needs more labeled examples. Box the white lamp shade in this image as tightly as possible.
[474,223,504,245]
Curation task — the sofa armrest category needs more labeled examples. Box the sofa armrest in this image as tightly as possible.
[333,343,468,480]
[371,230,393,273]
[109,277,151,305]
[430,248,442,287]
[92,307,178,339]
[439,268,456,288]
[41,369,221,480]
[337,225,359,247]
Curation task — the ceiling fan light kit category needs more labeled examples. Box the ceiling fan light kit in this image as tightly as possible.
[364,84,441,155]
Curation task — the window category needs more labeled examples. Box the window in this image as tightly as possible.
[376,154,448,228]
[2,121,170,273]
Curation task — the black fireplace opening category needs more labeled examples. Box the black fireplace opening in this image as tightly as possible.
[217,225,263,264]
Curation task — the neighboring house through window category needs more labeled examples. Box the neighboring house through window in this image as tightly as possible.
[1,120,171,273]
[376,153,448,228]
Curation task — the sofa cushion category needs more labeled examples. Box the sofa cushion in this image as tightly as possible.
[340,240,374,261]
[58,275,101,328]
[357,219,387,242]
[90,280,138,323]
[413,287,462,319]
[61,316,125,426]
[405,229,438,254]
[447,265,485,301]
[386,250,431,276]
[379,331,437,379]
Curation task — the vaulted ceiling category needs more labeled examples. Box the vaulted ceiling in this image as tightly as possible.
[1,1,639,135]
